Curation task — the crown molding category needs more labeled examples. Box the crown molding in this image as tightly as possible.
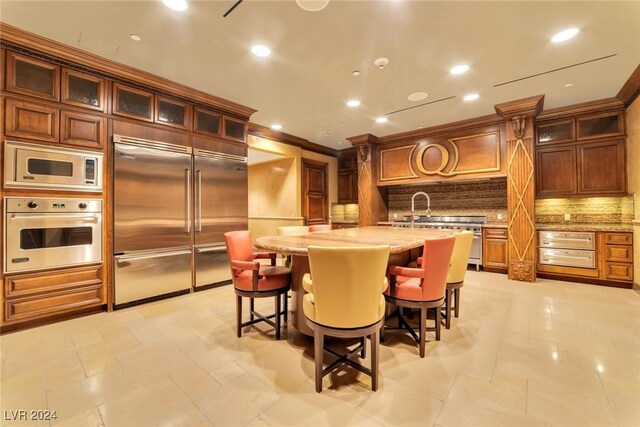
[247,123,337,157]
[494,95,545,119]
[616,64,640,108]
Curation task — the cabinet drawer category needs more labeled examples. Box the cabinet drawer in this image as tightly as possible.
[4,286,103,323]
[4,265,103,298]
[60,110,106,149]
[5,98,59,142]
[484,228,507,239]
[604,262,633,282]
[605,245,633,263]
[604,232,632,245]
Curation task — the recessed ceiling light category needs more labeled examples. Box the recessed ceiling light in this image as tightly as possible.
[296,0,329,12]
[450,64,469,75]
[129,34,141,42]
[408,92,428,102]
[321,131,332,136]
[270,124,282,130]
[352,70,361,76]
[463,93,479,102]
[337,141,343,145]
[346,100,361,108]
[564,83,574,87]
[251,44,271,57]
[375,117,388,123]
[551,28,579,43]
[162,0,188,11]
[418,126,424,129]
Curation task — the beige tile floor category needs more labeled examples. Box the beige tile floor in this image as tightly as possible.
[1,271,639,427]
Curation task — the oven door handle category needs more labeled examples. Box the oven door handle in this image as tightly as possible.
[185,168,191,233]
[195,245,227,254]
[9,213,100,222]
[115,249,192,263]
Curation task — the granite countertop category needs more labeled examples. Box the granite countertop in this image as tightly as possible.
[255,226,454,256]
[536,223,634,232]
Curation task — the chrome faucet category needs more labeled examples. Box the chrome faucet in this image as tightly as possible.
[410,191,431,228]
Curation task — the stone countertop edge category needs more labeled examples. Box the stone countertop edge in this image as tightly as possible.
[380,222,633,232]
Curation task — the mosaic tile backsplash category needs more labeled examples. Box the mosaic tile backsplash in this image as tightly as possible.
[387,179,508,223]
[535,196,635,224]
[331,203,359,221]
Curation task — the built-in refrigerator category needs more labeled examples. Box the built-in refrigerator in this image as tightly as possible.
[113,135,247,306]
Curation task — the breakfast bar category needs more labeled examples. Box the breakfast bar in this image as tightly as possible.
[255,226,453,335]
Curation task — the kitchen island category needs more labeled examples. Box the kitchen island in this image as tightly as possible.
[255,226,453,335]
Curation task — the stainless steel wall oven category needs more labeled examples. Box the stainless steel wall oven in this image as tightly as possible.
[4,197,103,273]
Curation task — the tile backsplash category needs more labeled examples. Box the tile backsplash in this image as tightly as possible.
[387,179,507,223]
[535,196,634,224]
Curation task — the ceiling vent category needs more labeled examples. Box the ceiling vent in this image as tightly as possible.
[386,96,456,116]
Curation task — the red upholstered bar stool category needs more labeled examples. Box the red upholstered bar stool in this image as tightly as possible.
[303,245,390,392]
[384,236,455,358]
[224,230,291,339]
[309,224,332,232]
[416,231,473,329]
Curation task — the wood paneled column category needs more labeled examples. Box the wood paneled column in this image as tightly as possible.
[495,95,544,282]
[347,134,388,227]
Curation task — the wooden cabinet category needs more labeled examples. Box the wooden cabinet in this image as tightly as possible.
[337,150,358,204]
[482,227,508,272]
[155,95,192,130]
[3,265,104,324]
[577,139,626,195]
[112,83,154,122]
[5,98,59,142]
[600,232,633,283]
[222,116,247,142]
[194,106,221,136]
[6,51,60,101]
[61,68,107,112]
[536,146,577,197]
[535,110,627,198]
[60,110,107,149]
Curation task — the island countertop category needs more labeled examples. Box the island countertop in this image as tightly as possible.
[254,226,453,256]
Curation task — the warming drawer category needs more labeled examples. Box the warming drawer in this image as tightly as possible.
[539,248,595,268]
[539,231,595,250]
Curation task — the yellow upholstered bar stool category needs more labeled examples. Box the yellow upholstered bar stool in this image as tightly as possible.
[309,224,332,232]
[303,245,390,392]
[416,231,473,329]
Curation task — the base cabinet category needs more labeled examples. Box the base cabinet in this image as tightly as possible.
[482,227,508,272]
[3,265,104,325]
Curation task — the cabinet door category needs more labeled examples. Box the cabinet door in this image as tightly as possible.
[483,238,508,269]
[6,51,60,101]
[536,119,575,145]
[338,171,355,203]
[577,112,624,140]
[338,152,358,170]
[194,106,221,136]
[577,139,626,195]
[536,146,577,197]
[61,68,107,112]
[60,110,106,149]
[223,116,247,142]
[155,95,192,130]
[112,83,154,122]
[5,98,59,142]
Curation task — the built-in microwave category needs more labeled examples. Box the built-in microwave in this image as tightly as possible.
[4,140,103,192]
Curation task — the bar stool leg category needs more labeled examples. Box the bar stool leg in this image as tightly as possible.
[445,287,453,329]
[371,330,379,391]
[360,337,366,358]
[454,289,461,318]
[283,291,288,323]
[419,307,426,358]
[314,330,324,392]
[236,295,242,338]
[250,298,255,322]
[275,294,282,340]
[435,306,442,341]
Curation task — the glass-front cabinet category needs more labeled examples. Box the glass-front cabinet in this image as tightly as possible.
[6,51,60,101]
[61,68,107,112]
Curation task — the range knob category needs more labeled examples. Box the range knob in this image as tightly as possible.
[79,202,88,209]
[27,201,38,209]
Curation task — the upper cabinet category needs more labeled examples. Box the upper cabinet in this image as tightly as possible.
[61,68,107,112]
[112,83,154,122]
[337,149,358,204]
[194,106,221,137]
[222,116,247,142]
[155,95,192,130]
[6,52,60,101]
[535,110,627,198]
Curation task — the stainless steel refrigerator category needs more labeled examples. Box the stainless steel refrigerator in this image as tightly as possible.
[113,135,247,306]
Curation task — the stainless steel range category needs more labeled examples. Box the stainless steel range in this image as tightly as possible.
[393,215,486,270]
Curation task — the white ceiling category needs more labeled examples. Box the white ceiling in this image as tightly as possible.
[1,1,639,150]
[247,148,287,165]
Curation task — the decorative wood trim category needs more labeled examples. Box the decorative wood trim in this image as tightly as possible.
[61,67,107,112]
[248,122,337,157]
[537,97,624,121]
[616,64,640,107]
[379,146,418,182]
[0,23,256,120]
[494,95,544,119]
[377,114,504,145]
